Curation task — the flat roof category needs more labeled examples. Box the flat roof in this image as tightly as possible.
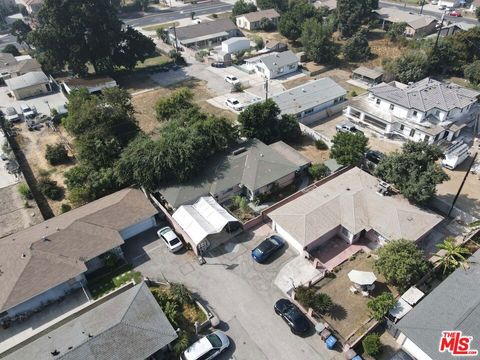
[353,66,384,80]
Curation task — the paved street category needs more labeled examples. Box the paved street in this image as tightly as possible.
[379,0,479,24]
[121,1,233,27]
[123,226,343,360]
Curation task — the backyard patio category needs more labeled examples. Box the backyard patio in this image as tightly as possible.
[313,251,397,345]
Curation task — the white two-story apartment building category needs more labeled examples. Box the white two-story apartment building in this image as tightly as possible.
[345,78,480,143]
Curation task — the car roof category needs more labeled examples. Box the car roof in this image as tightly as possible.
[184,336,212,360]
[159,227,177,241]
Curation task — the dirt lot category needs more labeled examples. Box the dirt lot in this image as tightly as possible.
[15,123,75,215]
[364,29,405,68]
[131,78,237,136]
[292,135,330,164]
[315,251,397,343]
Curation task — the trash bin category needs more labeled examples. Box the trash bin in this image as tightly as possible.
[325,335,338,350]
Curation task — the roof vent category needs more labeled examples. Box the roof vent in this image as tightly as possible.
[56,227,60,231]
[301,88,306,93]
[260,153,264,157]
[377,181,391,196]
[232,147,247,156]
[21,253,26,259]
[88,333,94,338]
[407,216,413,221]
[51,350,60,356]
[346,187,350,191]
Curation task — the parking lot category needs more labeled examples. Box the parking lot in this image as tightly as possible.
[123,225,343,360]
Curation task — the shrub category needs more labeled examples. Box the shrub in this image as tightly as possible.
[173,330,190,355]
[61,203,72,213]
[295,286,333,314]
[350,90,358,97]
[308,163,329,180]
[38,177,64,201]
[367,292,396,321]
[315,139,328,150]
[100,252,118,268]
[45,143,69,165]
[362,333,382,356]
[312,293,332,314]
[232,82,243,92]
[170,283,194,306]
[18,183,32,199]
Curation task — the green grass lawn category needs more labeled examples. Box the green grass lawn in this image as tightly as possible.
[142,22,178,31]
[88,265,142,299]
[136,54,172,69]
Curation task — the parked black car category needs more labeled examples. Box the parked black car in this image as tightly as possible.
[274,299,310,335]
[365,150,385,165]
[211,62,226,68]
[251,235,285,263]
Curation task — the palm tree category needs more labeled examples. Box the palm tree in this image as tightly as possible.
[435,237,471,274]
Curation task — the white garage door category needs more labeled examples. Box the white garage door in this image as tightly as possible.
[120,216,156,240]
[273,222,304,254]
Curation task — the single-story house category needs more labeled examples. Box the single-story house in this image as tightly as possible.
[374,8,438,37]
[0,53,42,81]
[395,249,480,360]
[268,167,443,254]
[245,50,299,79]
[352,66,384,87]
[436,21,477,37]
[168,19,241,49]
[2,283,178,360]
[269,141,312,171]
[270,77,347,125]
[264,40,288,53]
[62,75,118,94]
[235,9,280,30]
[221,37,251,54]
[173,196,242,253]
[5,71,51,100]
[0,188,158,321]
[158,139,309,209]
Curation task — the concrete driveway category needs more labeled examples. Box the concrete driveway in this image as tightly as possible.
[123,226,343,360]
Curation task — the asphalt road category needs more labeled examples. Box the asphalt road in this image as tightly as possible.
[121,1,233,27]
[379,0,479,25]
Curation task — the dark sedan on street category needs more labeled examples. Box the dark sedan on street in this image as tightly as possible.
[251,235,285,263]
[274,299,310,335]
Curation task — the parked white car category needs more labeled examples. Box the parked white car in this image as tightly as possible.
[20,104,36,119]
[431,0,438,4]
[181,331,230,360]
[157,226,183,252]
[3,107,20,122]
[225,98,244,111]
[224,75,240,85]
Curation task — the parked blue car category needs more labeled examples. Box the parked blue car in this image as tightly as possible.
[251,235,285,263]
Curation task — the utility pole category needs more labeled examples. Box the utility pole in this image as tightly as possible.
[448,152,478,218]
[433,13,446,55]
[419,0,425,14]
[264,77,269,101]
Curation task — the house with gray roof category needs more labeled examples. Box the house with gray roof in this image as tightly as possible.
[236,9,280,30]
[0,53,42,81]
[0,188,158,322]
[268,167,443,255]
[2,283,178,360]
[5,71,51,100]
[374,7,438,37]
[395,249,480,360]
[271,77,347,125]
[345,77,480,143]
[168,19,241,49]
[157,139,309,209]
[245,50,299,79]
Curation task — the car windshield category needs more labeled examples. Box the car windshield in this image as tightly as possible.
[169,238,180,246]
[231,77,238,81]
[231,100,239,105]
[206,333,222,348]
[6,108,15,115]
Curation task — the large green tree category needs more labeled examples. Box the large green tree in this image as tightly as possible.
[375,239,430,291]
[2,44,20,56]
[386,22,407,42]
[300,18,337,64]
[367,292,396,321]
[155,87,194,121]
[342,30,371,62]
[330,132,369,166]
[374,141,449,204]
[28,0,155,75]
[434,237,471,274]
[256,0,288,12]
[384,50,429,83]
[464,60,480,85]
[10,19,31,43]
[279,1,323,42]
[337,0,377,38]
[232,0,257,16]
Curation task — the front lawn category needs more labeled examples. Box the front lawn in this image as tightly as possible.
[87,264,142,299]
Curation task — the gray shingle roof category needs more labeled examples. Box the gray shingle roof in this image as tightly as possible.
[173,19,237,41]
[271,77,346,115]
[5,71,48,90]
[374,7,437,29]
[2,283,178,360]
[158,139,300,208]
[370,78,480,113]
[0,189,158,313]
[397,250,480,360]
[353,66,383,80]
[257,50,298,72]
[240,9,280,23]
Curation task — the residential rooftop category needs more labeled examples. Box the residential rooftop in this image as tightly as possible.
[0,189,157,313]
[271,77,346,115]
[5,71,49,90]
[2,283,178,360]
[370,78,480,113]
[239,8,280,22]
[374,7,437,29]
[173,18,237,41]
[0,54,42,75]
[268,167,443,248]
[158,139,299,208]
[353,66,383,80]
[398,250,480,360]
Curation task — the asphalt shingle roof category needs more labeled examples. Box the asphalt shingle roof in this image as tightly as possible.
[2,283,178,360]
[370,78,480,113]
[240,9,280,23]
[5,71,48,90]
[397,250,480,360]
[173,19,237,41]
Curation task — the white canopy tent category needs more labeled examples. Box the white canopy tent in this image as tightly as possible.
[172,196,238,248]
[389,297,413,322]
[348,270,377,286]
[401,286,425,306]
